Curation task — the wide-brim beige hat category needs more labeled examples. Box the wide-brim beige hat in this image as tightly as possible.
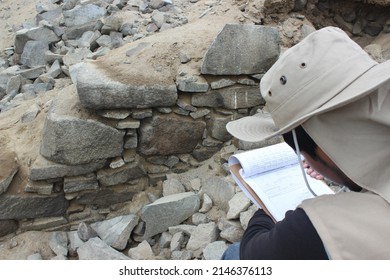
[226,26,390,143]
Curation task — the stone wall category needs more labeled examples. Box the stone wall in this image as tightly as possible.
[0,0,390,241]
[0,4,282,237]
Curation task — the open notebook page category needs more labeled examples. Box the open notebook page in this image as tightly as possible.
[244,164,334,221]
[228,142,334,221]
[228,142,299,177]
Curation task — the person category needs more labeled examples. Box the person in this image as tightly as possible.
[222,26,390,259]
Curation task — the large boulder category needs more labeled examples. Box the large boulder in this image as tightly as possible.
[75,62,178,110]
[138,115,206,156]
[201,24,280,75]
[40,85,124,165]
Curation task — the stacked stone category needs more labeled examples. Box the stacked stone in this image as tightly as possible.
[0,20,282,260]
[305,0,390,39]
[0,0,188,112]
[1,0,390,260]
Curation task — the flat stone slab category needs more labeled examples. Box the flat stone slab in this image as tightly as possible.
[138,115,206,156]
[141,192,200,239]
[29,155,106,181]
[201,24,280,75]
[0,193,68,220]
[75,62,178,110]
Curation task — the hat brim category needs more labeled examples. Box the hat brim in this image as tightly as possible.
[227,59,390,142]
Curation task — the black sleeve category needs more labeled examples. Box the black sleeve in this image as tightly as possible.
[240,208,328,260]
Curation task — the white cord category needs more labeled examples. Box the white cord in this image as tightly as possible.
[292,129,317,197]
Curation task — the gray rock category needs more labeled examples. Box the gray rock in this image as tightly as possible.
[64,173,99,193]
[128,240,155,260]
[169,224,196,236]
[141,192,200,239]
[97,109,132,119]
[74,186,138,207]
[192,85,264,109]
[0,220,18,237]
[77,237,130,260]
[207,116,232,142]
[63,0,79,10]
[192,146,221,162]
[21,83,53,94]
[91,214,139,250]
[227,192,251,220]
[201,24,280,75]
[20,41,49,67]
[97,161,146,187]
[177,99,197,112]
[301,24,316,39]
[27,253,43,260]
[36,7,63,26]
[63,4,106,28]
[29,155,106,181]
[124,135,138,149]
[6,75,21,95]
[186,222,218,255]
[176,74,209,92]
[170,231,185,251]
[19,217,68,232]
[190,108,210,119]
[63,48,92,67]
[138,115,206,156]
[21,103,41,123]
[199,193,213,213]
[101,14,123,34]
[47,60,62,78]
[14,26,60,54]
[210,78,235,89]
[15,66,46,80]
[24,180,53,195]
[0,151,19,195]
[132,108,153,119]
[294,0,307,11]
[191,212,209,225]
[78,30,101,49]
[218,219,244,243]
[76,62,178,110]
[171,250,193,260]
[40,85,125,165]
[49,232,68,256]
[159,232,172,249]
[35,0,58,13]
[240,204,258,230]
[67,231,85,257]
[109,31,124,49]
[64,22,97,40]
[77,222,98,242]
[87,47,110,59]
[0,193,68,219]
[162,178,186,196]
[116,118,140,129]
[203,241,228,260]
[96,35,112,48]
[200,176,235,212]
[109,157,126,169]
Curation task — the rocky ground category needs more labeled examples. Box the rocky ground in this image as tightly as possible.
[0,0,389,260]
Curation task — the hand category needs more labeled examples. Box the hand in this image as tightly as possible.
[303,160,324,180]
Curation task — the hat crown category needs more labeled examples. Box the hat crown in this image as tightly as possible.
[260,27,377,130]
